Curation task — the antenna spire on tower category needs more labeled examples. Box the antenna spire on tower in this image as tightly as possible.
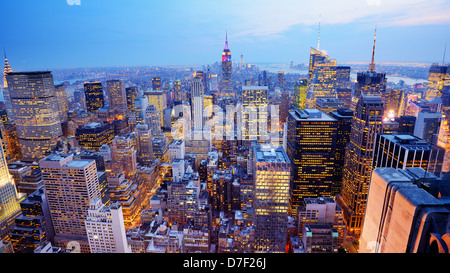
[225,30,229,50]
[370,27,377,72]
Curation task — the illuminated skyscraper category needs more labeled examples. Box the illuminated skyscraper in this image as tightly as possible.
[134,96,148,124]
[425,64,448,101]
[241,85,269,142]
[144,104,161,136]
[0,138,21,240]
[293,80,307,110]
[107,80,128,119]
[126,86,139,114]
[135,123,155,166]
[336,95,384,246]
[221,32,232,98]
[54,84,69,123]
[110,134,137,179]
[354,29,387,98]
[2,50,14,123]
[6,71,63,161]
[84,81,104,113]
[308,58,337,107]
[152,77,162,91]
[252,145,290,253]
[173,80,183,101]
[286,109,337,216]
[144,90,167,125]
[39,153,101,253]
[8,188,54,253]
[307,47,330,82]
[75,122,114,152]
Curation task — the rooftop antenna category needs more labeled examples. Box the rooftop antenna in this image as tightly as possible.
[369,26,377,72]
[225,30,229,50]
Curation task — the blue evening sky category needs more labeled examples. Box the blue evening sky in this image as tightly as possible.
[1,0,450,71]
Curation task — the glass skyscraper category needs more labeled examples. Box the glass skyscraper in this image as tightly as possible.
[336,95,384,246]
[0,138,21,240]
[6,71,63,161]
[286,109,338,216]
[84,81,105,113]
[252,145,290,253]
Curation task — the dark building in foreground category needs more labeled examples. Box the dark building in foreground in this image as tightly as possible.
[360,168,450,253]
[286,109,337,216]
[336,95,384,242]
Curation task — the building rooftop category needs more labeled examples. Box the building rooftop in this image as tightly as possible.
[379,134,437,150]
[289,108,336,122]
[254,145,290,163]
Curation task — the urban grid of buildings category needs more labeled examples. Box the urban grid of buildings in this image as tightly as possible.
[0,31,450,254]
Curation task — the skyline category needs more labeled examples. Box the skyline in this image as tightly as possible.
[1,0,450,71]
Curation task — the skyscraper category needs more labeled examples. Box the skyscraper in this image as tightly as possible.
[0,138,21,240]
[126,86,139,114]
[75,122,114,152]
[286,109,337,216]
[152,77,162,91]
[354,29,387,98]
[135,123,155,166]
[240,85,269,142]
[293,80,307,110]
[54,84,69,123]
[252,145,290,253]
[107,80,128,119]
[191,76,204,129]
[84,81,105,113]
[329,109,353,195]
[110,134,137,179]
[2,50,14,124]
[413,110,442,145]
[6,71,63,161]
[425,64,448,101]
[336,95,384,245]
[7,188,54,253]
[373,134,445,177]
[144,90,167,125]
[221,32,232,98]
[39,153,101,252]
[306,46,339,108]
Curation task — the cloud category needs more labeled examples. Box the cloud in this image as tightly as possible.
[214,0,450,38]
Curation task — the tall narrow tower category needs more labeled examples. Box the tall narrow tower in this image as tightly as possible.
[336,95,384,250]
[354,29,386,98]
[369,27,377,72]
[3,50,14,123]
[221,31,232,98]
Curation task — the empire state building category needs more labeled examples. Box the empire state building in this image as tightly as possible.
[221,32,232,98]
